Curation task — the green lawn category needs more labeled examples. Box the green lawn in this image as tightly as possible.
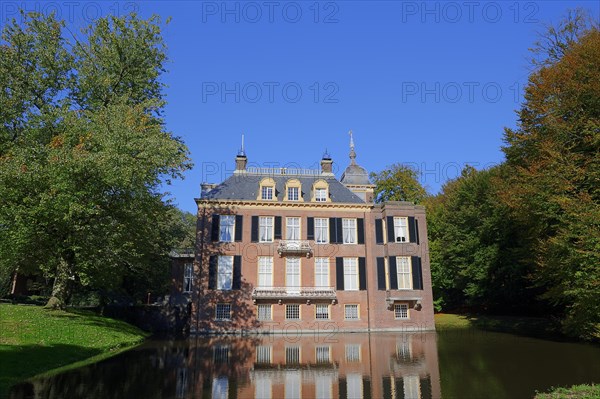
[535,384,600,399]
[0,304,148,397]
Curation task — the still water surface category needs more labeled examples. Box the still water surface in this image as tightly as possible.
[10,330,600,399]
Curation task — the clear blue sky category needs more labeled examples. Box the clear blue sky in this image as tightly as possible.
[3,1,598,213]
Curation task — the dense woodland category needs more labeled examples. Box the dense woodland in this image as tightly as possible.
[372,11,599,340]
[1,10,598,340]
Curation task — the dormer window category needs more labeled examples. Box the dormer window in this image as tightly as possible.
[262,186,273,200]
[288,187,299,201]
[258,177,277,201]
[315,188,327,202]
[284,178,302,201]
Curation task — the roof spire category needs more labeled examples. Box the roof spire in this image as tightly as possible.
[238,133,246,156]
[348,130,357,165]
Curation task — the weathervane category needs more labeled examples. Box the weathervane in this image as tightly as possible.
[348,130,357,164]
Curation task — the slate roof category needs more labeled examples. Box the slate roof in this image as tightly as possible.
[202,173,366,204]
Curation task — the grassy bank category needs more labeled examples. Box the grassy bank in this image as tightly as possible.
[435,313,563,340]
[0,304,148,397]
[535,384,600,399]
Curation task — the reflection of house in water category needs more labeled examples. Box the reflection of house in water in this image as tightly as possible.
[173,133,436,334]
[183,333,441,399]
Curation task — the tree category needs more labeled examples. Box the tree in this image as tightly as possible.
[502,11,599,339]
[0,11,192,308]
[370,163,428,204]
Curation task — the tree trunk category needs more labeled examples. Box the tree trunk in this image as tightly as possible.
[45,255,73,309]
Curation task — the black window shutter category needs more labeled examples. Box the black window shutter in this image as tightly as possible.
[329,218,337,243]
[307,217,314,240]
[382,377,392,399]
[388,256,398,290]
[336,257,344,290]
[208,256,217,289]
[396,378,405,399]
[338,379,347,399]
[357,218,365,244]
[232,256,242,290]
[375,219,384,244]
[336,218,343,244]
[421,376,432,399]
[377,257,386,290]
[415,219,420,244]
[274,216,282,239]
[211,215,220,242]
[251,216,259,243]
[363,377,372,399]
[411,256,423,290]
[408,216,417,243]
[387,216,395,243]
[358,257,367,290]
[234,215,243,242]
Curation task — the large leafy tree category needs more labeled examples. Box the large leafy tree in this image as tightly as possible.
[370,163,428,204]
[0,11,191,308]
[503,11,599,339]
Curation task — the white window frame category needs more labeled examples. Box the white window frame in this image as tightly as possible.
[394,303,409,319]
[258,257,273,287]
[347,374,363,399]
[345,344,361,362]
[217,256,233,290]
[257,304,272,321]
[315,187,327,202]
[287,186,299,201]
[342,218,357,244]
[393,217,409,243]
[259,216,274,242]
[285,346,301,364]
[314,218,329,244]
[285,304,301,320]
[212,376,229,399]
[286,258,301,294]
[315,345,331,363]
[315,304,330,320]
[286,217,301,240]
[261,185,274,200]
[344,304,359,320]
[314,258,330,288]
[256,345,272,363]
[183,263,193,293]
[396,256,412,290]
[343,258,359,291]
[219,215,235,242]
[404,375,421,399]
[215,303,231,320]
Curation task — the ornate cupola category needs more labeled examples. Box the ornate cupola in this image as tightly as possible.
[234,134,247,173]
[340,130,375,202]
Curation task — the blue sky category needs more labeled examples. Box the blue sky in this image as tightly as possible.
[3,1,599,213]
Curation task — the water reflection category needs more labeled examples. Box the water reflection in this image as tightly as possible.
[9,333,441,399]
[10,330,600,399]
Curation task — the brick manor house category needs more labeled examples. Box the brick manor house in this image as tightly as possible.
[171,136,435,334]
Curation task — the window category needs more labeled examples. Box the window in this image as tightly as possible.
[212,377,229,399]
[343,258,359,291]
[286,217,301,240]
[285,370,301,399]
[315,374,333,399]
[219,215,235,242]
[215,304,231,320]
[217,256,233,290]
[397,257,412,289]
[342,218,357,244]
[286,258,301,294]
[259,216,274,242]
[315,258,330,287]
[258,257,273,287]
[345,304,359,320]
[345,344,361,362]
[347,374,363,399]
[261,185,274,200]
[315,187,327,202]
[315,304,330,320]
[316,346,331,363]
[285,346,301,364]
[286,304,300,320]
[288,186,299,201]
[403,375,421,399]
[395,304,409,319]
[213,345,229,363]
[396,337,412,362]
[256,345,272,364]
[183,263,193,293]
[257,304,272,321]
[255,375,272,399]
[393,217,409,242]
[315,218,329,244]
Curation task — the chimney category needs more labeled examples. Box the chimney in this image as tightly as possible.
[320,150,333,175]
[235,154,247,172]
[201,183,217,198]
